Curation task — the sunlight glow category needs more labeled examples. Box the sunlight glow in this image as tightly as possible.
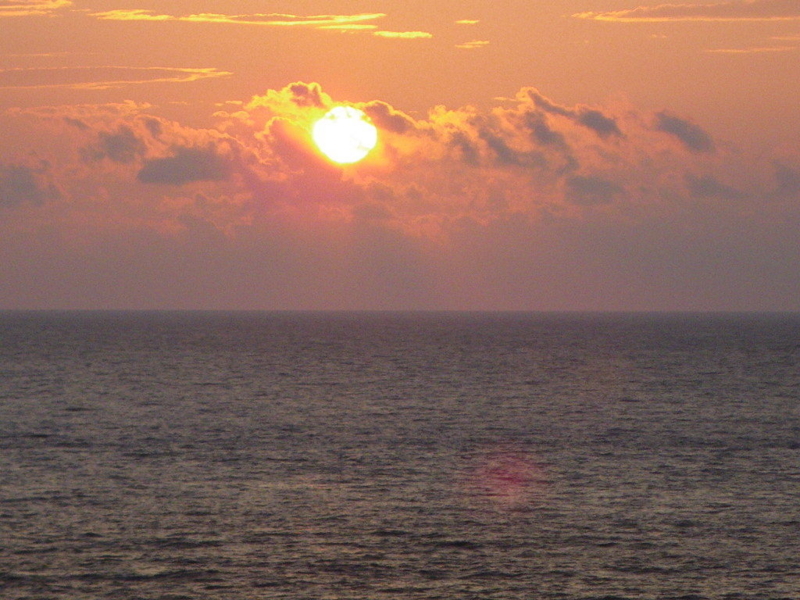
[312,106,378,164]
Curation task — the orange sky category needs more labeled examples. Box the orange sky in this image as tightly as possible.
[1,0,799,310]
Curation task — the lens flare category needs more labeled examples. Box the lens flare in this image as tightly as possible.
[462,446,547,510]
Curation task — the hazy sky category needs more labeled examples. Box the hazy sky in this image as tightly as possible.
[2,0,799,310]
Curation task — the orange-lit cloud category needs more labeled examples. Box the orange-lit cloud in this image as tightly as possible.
[88,9,171,21]
[0,0,70,18]
[0,66,232,90]
[90,9,386,30]
[574,0,800,22]
[456,40,489,49]
[373,31,432,39]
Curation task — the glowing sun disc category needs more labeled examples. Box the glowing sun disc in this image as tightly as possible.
[312,106,378,164]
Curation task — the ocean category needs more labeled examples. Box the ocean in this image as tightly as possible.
[1,311,798,600]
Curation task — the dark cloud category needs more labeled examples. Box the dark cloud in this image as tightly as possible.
[655,112,715,153]
[143,117,163,138]
[524,111,567,147]
[83,125,146,164]
[566,175,624,205]
[63,116,89,130]
[512,110,578,175]
[361,101,416,134]
[479,129,519,166]
[264,117,331,171]
[774,162,800,195]
[287,82,327,108]
[448,130,481,166]
[352,201,392,221]
[137,145,232,185]
[525,88,571,117]
[524,88,623,138]
[0,158,60,207]
[578,110,623,138]
[685,173,745,200]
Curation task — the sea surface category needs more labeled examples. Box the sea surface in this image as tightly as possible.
[0,311,798,600]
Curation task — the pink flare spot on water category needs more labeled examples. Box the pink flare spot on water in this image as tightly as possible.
[463,446,548,510]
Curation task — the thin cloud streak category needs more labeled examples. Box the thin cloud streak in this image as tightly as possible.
[706,45,797,53]
[90,10,387,29]
[0,0,70,18]
[456,40,489,49]
[373,31,432,39]
[574,0,800,22]
[0,66,232,90]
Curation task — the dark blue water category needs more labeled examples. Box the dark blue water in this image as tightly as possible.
[1,312,798,599]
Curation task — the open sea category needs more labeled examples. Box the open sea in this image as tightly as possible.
[0,311,798,600]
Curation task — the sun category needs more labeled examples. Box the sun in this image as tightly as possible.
[312,106,378,164]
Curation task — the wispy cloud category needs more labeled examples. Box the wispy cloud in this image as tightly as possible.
[706,45,797,53]
[456,19,480,25]
[89,10,386,30]
[373,30,432,39]
[0,66,231,90]
[456,40,489,49]
[574,0,800,22]
[0,0,70,18]
[88,9,171,22]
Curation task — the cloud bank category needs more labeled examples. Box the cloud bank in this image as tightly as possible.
[2,82,799,310]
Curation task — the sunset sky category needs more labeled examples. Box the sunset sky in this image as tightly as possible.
[2,0,799,310]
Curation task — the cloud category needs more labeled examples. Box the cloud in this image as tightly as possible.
[654,111,715,153]
[87,9,171,21]
[0,0,70,18]
[574,0,800,22]
[4,82,799,310]
[137,145,234,185]
[685,173,745,199]
[0,157,60,207]
[705,45,797,53]
[0,66,231,90]
[282,81,328,108]
[565,175,625,205]
[361,101,418,134]
[524,89,623,138]
[456,40,489,49]
[82,125,147,164]
[7,100,153,126]
[373,31,432,39]
[89,10,386,30]
[456,19,480,25]
[63,116,89,130]
[774,162,800,195]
